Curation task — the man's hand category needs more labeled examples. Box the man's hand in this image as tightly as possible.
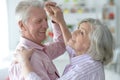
[44,1,64,24]
[44,1,56,17]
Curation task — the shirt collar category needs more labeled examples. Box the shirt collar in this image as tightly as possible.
[71,54,92,65]
[66,45,93,65]
[66,46,76,58]
[20,37,45,50]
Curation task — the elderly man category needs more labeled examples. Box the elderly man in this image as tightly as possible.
[8,0,65,80]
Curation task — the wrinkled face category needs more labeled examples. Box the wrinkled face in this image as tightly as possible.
[68,22,91,54]
[23,7,48,45]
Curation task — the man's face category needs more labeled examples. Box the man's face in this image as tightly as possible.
[23,7,48,45]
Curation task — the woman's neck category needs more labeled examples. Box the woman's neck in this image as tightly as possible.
[76,49,88,56]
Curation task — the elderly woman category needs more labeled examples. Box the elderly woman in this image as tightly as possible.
[16,4,114,80]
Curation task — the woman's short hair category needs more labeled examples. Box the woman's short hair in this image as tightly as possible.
[79,18,114,65]
[15,0,43,23]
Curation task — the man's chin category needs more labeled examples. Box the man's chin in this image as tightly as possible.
[41,37,47,43]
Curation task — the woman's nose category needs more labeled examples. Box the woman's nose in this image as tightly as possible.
[73,30,79,34]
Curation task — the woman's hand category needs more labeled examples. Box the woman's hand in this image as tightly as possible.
[14,47,34,63]
[14,47,35,77]
[44,1,64,24]
[44,1,56,16]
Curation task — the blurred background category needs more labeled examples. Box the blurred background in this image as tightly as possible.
[0,0,120,80]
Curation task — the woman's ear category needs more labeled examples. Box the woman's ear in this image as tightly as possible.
[18,20,26,31]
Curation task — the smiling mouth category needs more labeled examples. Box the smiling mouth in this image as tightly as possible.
[40,32,46,33]
[39,31,46,33]
[38,32,46,35]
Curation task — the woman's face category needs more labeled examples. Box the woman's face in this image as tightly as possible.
[68,22,91,55]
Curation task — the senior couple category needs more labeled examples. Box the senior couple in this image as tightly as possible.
[8,0,114,80]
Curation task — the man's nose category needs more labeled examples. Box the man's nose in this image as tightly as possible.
[42,20,48,28]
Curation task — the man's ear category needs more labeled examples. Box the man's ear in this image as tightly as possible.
[18,20,26,31]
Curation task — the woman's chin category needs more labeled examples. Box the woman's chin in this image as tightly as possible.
[68,39,74,46]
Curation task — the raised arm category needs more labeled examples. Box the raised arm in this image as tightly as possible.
[45,2,72,45]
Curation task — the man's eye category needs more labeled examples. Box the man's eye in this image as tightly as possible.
[38,20,42,23]
[45,18,47,21]
[80,32,84,35]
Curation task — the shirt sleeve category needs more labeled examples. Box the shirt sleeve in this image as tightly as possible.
[57,69,81,80]
[45,23,66,60]
[52,22,63,42]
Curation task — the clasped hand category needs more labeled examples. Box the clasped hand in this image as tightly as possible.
[45,1,64,24]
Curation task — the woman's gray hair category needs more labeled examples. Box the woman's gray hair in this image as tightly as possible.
[15,0,43,23]
[79,18,114,65]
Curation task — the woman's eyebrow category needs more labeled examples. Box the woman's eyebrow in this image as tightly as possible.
[80,27,89,34]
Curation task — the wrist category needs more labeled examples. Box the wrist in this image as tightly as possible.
[22,59,30,66]
[21,60,33,77]
[51,20,56,23]
[59,20,66,27]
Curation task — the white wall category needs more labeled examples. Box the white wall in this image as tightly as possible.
[0,0,9,79]
[0,0,9,59]
[115,0,120,47]
[7,0,21,51]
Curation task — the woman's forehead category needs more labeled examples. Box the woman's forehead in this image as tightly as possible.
[78,22,91,30]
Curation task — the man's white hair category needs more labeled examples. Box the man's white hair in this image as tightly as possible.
[15,0,43,23]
